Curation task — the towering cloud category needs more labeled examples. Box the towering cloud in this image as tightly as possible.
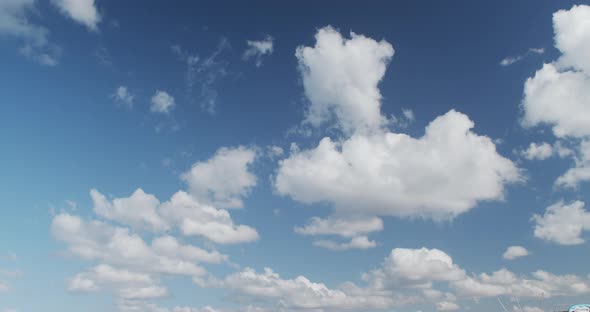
[521,5,590,188]
[296,26,394,135]
[277,26,521,249]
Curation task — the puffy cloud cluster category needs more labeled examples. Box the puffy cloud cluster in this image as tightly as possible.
[90,188,258,244]
[197,267,401,311]
[51,147,259,311]
[277,26,520,249]
[51,213,218,277]
[196,247,590,311]
[532,201,590,245]
[521,5,590,188]
[452,269,590,299]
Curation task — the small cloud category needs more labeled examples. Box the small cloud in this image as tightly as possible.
[150,90,175,114]
[112,86,134,108]
[313,236,377,251]
[243,35,274,67]
[502,246,529,260]
[402,108,415,122]
[390,108,415,129]
[500,48,544,66]
[520,142,553,160]
[50,0,101,31]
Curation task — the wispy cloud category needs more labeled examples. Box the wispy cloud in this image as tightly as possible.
[172,39,231,114]
[0,0,61,66]
[500,47,544,66]
[243,35,274,67]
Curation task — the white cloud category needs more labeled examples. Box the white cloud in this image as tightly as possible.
[556,140,590,188]
[58,146,259,256]
[502,246,529,260]
[295,216,382,250]
[51,213,210,276]
[296,26,394,135]
[532,201,590,245]
[92,188,168,232]
[68,264,159,294]
[436,301,459,311]
[50,0,101,31]
[554,5,590,74]
[313,236,377,251]
[521,5,590,188]
[195,246,590,311]
[113,86,134,108]
[402,108,415,122]
[86,188,259,245]
[151,90,175,114]
[499,48,544,66]
[266,145,284,158]
[295,216,383,238]
[181,146,257,209]
[159,191,259,244]
[51,206,241,310]
[516,307,545,312]
[363,248,466,290]
[451,268,590,299]
[243,35,274,67]
[276,110,521,223]
[278,27,520,247]
[0,0,61,65]
[522,62,590,138]
[0,282,8,292]
[521,142,554,160]
[152,235,227,264]
[198,267,400,310]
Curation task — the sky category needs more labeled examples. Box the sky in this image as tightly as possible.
[1,1,590,312]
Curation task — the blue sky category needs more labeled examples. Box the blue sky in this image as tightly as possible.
[2,1,590,312]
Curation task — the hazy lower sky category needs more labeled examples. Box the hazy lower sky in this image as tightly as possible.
[1,1,590,312]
